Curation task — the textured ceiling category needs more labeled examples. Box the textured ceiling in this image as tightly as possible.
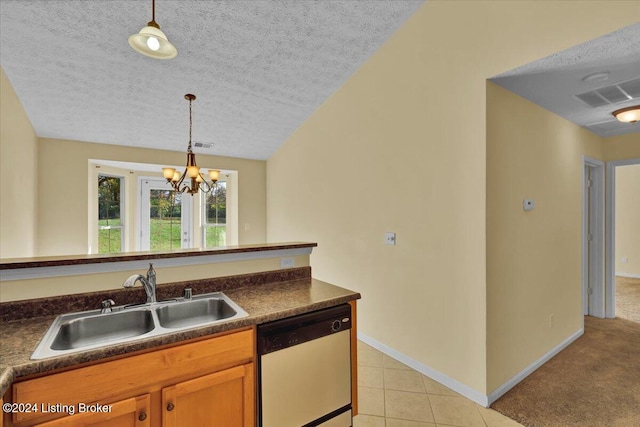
[0,0,424,160]
[491,23,640,138]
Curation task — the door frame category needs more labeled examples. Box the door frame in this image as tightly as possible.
[582,157,605,318]
[138,177,193,251]
[605,157,640,318]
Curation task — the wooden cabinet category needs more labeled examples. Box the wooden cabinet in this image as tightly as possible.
[8,329,254,427]
[162,364,254,427]
[34,395,150,427]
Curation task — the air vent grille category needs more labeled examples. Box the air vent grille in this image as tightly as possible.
[619,77,640,98]
[576,92,609,108]
[575,76,639,108]
[596,86,629,104]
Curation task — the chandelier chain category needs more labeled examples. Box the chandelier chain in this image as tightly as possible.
[188,96,193,152]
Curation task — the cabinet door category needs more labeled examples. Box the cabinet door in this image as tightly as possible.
[34,394,150,427]
[162,363,254,427]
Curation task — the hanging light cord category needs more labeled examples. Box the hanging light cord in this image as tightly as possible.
[148,0,158,27]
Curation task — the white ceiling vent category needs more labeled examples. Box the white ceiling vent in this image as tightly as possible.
[619,77,640,98]
[575,76,639,108]
[596,85,629,103]
[575,91,610,108]
[193,142,212,149]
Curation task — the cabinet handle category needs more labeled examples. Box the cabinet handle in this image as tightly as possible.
[138,412,147,421]
[167,402,175,411]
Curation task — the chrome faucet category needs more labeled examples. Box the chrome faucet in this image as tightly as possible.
[123,263,157,303]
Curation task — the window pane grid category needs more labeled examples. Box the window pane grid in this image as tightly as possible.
[203,182,226,247]
[98,175,123,254]
[150,189,182,251]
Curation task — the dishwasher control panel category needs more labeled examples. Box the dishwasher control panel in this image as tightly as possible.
[257,304,352,355]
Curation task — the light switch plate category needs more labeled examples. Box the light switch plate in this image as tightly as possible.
[385,232,396,245]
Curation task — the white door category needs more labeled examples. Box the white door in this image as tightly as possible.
[583,158,605,318]
[139,178,192,251]
[585,165,594,314]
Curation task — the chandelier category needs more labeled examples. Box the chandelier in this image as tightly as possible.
[162,94,220,195]
[128,0,177,60]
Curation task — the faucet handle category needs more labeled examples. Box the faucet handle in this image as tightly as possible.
[147,263,156,280]
[100,299,115,313]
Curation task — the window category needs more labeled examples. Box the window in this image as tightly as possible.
[203,182,226,247]
[98,174,124,253]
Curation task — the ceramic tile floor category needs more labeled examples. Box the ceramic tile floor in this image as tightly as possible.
[353,341,523,427]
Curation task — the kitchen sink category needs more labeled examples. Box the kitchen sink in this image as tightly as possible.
[50,309,155,350]
[155,297,238,329]
[31,292,248,360]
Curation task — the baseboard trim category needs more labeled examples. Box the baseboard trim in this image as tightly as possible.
[357,332,489,407]
[486,327,584,405]
[616,273,640,279]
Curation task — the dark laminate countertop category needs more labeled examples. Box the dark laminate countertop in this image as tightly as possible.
[0,270,360,396]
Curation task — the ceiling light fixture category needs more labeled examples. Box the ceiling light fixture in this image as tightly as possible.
[612,105,640,124]
[163,94,220,195]
[128,0,177,59]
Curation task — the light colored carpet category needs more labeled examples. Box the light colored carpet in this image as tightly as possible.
[491,316,640,427]
[616,276,640,323]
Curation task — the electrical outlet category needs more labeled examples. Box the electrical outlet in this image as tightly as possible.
[385,232,396,246]
[280,257,295,268]
[621,257,628,263]
[549,314,555,329]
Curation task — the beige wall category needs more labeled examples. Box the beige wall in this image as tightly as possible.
[485,82,606,391]
[0,67,38,258]
[37,138,266,256]
[603,133,640,161]
[615,164,640,277]
[267,0,638,395]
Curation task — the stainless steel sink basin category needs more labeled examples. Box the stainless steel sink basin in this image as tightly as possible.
[155,297,238,329]
[50,309,155,350]
[31,292,248,360]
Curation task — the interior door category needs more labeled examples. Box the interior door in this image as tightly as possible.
[585,166,592,314]
[140,179,192,251]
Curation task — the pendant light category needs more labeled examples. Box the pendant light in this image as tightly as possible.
[129,0,177,59]
[612,105,640,124]
[163,94,220,195]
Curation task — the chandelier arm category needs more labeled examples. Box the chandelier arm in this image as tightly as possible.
[173,168,187,191]
[199,177,212,194]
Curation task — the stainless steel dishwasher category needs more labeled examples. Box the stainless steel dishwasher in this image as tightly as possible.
[258,304,352,427]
